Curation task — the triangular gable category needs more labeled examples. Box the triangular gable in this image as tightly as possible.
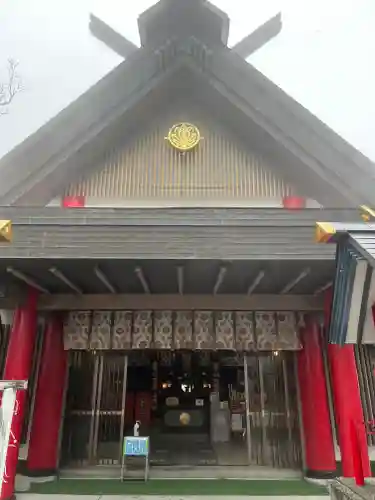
[0,36,373,207]
[63,102,297,207]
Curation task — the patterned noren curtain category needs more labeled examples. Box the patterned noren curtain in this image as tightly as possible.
[63,310,301,352]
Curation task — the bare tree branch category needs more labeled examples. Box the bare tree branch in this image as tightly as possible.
[0,59,22,116]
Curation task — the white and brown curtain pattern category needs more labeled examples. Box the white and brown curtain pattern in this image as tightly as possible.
[63,310,302,351]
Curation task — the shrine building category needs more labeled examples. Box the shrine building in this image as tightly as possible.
[0,0,375,496]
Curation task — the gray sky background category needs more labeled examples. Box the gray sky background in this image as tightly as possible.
[0,0,374,161]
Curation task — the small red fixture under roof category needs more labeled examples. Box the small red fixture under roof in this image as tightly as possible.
[62,196,85,208]
[282,196,306,209]
[371,303,375,326]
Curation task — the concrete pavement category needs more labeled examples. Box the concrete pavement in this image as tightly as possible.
[17,496,329,500]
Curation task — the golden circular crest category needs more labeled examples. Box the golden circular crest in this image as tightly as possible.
[167,122,201,152]
[179,412,191,426]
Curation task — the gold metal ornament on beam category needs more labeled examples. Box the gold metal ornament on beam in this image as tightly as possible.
[360,205,375,222]
[165,122,202,152]
[315,222,336,243]
[0,220,12,243]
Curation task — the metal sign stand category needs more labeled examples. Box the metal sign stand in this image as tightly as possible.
[121,436,150,482]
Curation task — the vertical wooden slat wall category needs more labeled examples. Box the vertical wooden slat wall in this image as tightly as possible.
[66,107,294,202]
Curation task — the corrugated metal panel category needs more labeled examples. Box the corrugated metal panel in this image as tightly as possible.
[0,225,335,260]
[361,269,375,343]
[346,259,368,343]
[329,242,362,344]
[348,232,375,344]
[65,105,294,203]
[0,206,360,226]
[0,206,358,260]
[350,233,375,269]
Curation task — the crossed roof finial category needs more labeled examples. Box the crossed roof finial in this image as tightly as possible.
[89,0,281,60]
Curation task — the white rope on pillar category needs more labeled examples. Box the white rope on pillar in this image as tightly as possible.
[0,380,27,495]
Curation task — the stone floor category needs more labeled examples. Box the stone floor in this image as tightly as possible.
[150,434,217,466]
[333,478,375,500]
[18,496,328,500]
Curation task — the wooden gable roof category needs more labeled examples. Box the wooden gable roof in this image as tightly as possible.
[0,0,374,207]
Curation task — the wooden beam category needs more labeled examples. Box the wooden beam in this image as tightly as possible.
[247,270,265,295]
[231,13,282,59]
[26,294,325,311]
[89,14,138,58]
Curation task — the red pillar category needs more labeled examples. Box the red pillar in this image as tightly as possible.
[0,289,38,500]
[27,315,67,475]
[325,289,371,477]
[328,344,371,477]
[297,318,336,477]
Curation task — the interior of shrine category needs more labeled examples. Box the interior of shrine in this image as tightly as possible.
[60,349,301,470]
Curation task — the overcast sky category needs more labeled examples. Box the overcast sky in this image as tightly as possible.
[0,0,374,161]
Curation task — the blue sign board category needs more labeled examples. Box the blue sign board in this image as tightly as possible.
[123,437,149,457]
